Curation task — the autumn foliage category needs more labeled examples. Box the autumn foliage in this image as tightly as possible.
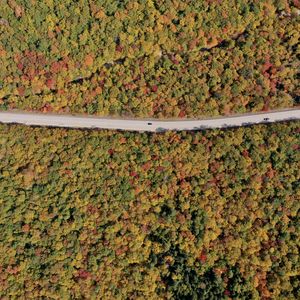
[0,1,299,117]
[0,121,299,298]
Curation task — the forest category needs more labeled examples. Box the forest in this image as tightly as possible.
[0,121,299,299]
[0,0,299,117]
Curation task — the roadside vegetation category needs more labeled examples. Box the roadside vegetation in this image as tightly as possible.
[0,121,299,299]
[0,1,299,117]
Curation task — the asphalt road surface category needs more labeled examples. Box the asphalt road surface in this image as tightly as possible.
[0,109,299,132]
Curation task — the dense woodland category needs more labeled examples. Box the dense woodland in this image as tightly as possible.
[0,0,299,117]
[0,0,299,298]
[0,122,299,299]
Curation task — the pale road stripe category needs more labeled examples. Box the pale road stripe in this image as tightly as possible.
[0,109,299,132]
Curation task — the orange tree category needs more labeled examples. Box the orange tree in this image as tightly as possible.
[0,1,299,116]
[0,121,299,299]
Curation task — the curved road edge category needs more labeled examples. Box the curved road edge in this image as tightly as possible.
[0,108,299,132]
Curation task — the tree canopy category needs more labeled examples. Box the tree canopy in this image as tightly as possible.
[0,1,299,117]
[0,121,299,298]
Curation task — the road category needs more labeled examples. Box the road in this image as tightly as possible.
[0,109,299,132]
